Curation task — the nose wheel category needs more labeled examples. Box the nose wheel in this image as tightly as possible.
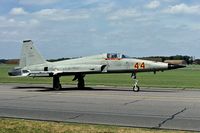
[132,79,140,92]
[131,73,140,92]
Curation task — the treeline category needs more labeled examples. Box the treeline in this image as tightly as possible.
[0,59,19,64]
[143,55,194,64]
[194,59,200,65]
[0,59,7,64]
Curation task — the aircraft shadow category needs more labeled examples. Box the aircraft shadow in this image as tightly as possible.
[140,89,178,93]
[12,86,178,93]
[13,86,131,92]
[13,86,50,89]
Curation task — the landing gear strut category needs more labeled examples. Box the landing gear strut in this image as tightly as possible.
[73,74,85,89]
[131,73,140,92]
[53,76,62,90]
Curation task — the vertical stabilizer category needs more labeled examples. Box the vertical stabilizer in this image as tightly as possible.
[19,40,46,67]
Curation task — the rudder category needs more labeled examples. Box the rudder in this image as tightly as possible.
[19,40,46,67]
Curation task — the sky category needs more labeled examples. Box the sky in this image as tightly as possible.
[0,0,200,59]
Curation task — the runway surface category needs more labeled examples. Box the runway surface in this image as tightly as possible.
[0,84,200,131]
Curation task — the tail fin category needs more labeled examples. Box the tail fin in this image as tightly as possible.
[19,40,46,67]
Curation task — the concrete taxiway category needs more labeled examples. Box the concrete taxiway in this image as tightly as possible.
[0,84,200,131]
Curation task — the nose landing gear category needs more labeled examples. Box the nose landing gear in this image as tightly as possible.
[131,73,140,92]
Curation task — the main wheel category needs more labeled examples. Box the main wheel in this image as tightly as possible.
[54,84,62,91]
[133,85,140,92]
[78,82,85,89]
[77,77,85,89]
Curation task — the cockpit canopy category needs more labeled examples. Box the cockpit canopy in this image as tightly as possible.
[106,53,130,59]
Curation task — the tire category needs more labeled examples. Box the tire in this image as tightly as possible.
[78,82,85,89]
[55,84,62,91]
[133,85,140,92]
[77,77,85,89]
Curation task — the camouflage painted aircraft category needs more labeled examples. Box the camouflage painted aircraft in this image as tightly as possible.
[8,40,185,92]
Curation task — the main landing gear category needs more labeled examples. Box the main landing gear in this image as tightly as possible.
[131,73,140,92]
[73,74,85,89]
[52,74,85,90]
[53,75,62,90]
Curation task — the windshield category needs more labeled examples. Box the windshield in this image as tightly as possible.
[121,54,130,58]
[107,53,129,58]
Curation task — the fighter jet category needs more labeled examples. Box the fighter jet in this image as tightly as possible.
[8,40,185,92]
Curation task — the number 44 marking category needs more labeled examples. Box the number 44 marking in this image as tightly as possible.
[134,62,145,69]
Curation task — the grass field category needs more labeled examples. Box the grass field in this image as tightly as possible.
[0,118,195,133]
[0,65,199,132]
[0,64,200,88]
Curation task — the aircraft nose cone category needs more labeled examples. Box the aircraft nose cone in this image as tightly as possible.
[168,64,186,70]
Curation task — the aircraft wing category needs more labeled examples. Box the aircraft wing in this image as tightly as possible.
[32,64,107,76]
[9,64,107,77]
